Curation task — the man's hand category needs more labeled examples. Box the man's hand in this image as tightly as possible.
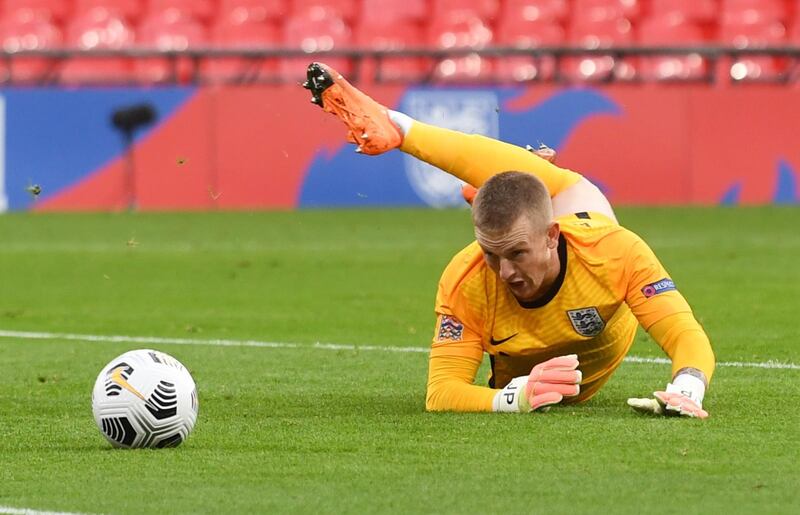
[525,143,557,163]
[493,354,582,412]
[523,354,582,411]
[628,392,708,419]
[628,375,709,419]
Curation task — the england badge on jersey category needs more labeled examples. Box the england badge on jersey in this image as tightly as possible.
[567,307,606,337]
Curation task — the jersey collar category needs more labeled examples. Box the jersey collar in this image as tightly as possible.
[516,234,567,309]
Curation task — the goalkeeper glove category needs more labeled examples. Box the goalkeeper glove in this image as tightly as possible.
[493,354,582,413]
[627,373,708,419]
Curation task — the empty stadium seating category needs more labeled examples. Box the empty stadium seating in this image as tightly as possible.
[292,0,360,21]
[135,8,209,84]
[356,20,430,81]
[75,0,143,22]
[0,9,63,83]
[205,14,281,83]
[3,0,71,22]
[649,0,717,23]
[218,0,289,24]
[563,17,635,81]
[499,0,569,24]
[433,0,500,20]
[571,0,641,23]
[428,9,494,82]
[637,15,710,81]
[493,18,563,81]
[719,17,788,81]
[60,7,136,84]
[0,0,795,84]
[282,6,352,80]
[721,0,789,24]
[360,0,427,23]
[148,0,216,22]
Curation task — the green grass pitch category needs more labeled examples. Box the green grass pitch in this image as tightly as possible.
[0,207,798,514]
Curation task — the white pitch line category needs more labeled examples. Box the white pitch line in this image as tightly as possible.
[0,329,798,370]
[0,507,96,515]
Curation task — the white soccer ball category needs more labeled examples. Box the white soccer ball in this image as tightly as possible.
[92,349,198,448]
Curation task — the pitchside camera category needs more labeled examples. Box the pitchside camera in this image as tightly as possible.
[110,103,158,209]
[111,104,156,132]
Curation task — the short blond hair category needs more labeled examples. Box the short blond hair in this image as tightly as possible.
[472,172,553,233]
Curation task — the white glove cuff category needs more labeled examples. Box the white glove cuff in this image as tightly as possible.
[666,374,706,407]
[492,376,528,413]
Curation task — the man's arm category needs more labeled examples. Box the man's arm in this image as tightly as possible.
[426,352,495,412]
[552,177,617,223]
[458,143,618,222]
[426,315,582,413]
[401,121,583,197]
[621,236,716,418]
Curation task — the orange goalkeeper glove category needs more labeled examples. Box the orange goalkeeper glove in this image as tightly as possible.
[493,354,582,413]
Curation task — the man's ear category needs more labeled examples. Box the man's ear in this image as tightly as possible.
[546,221,560,249]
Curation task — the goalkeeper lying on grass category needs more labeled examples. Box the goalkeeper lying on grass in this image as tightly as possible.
[303,62,715,419]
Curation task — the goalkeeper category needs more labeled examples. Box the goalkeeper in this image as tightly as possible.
[303,62,715,419]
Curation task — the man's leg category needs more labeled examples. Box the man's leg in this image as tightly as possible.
[303,62,581,197]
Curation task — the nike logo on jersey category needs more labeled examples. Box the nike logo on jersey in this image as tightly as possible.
[489,333,518,345]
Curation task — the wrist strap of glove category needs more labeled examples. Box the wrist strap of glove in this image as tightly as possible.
[666,373,706,407]
[492,376,529,413]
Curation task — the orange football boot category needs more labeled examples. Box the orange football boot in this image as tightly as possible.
[302,62,402,155]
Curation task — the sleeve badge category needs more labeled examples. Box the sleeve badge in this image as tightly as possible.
[437,315,464,342]
[641,278,677,298]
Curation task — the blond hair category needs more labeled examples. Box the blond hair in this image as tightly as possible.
[472,172,553,233]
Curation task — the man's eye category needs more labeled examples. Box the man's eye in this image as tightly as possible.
[511,250,525,259]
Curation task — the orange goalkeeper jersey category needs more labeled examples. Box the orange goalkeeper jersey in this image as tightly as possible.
[431,211,696,404]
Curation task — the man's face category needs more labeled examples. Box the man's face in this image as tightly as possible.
[475,215,560,302]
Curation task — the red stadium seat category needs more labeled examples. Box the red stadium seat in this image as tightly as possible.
[282,6,353,80]
[135,9,210,84]
[649,0,717,23]
[571,0,641,23]
[0,9,63,83]
[721,0,789,24]
[60,7,136,84]
[147,0,215,22]
[563,18,635,82]
[494,19,564,82]
[498,0,569,24]
[719,19,787,81]
[637,15,709,81]
[355,20,429,81]
[432,0,500,20]
[361,0,427,23]
[75,1,144,22]
[291,0,359,21]
[3,0,70,21]
[218,0,289,23]
[790,15,800,42]
[205,17,281,83]
[428,10,494,82]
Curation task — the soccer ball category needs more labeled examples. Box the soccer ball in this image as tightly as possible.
[92,349,198,448]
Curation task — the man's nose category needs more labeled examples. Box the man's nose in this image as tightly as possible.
[498,259,516,281]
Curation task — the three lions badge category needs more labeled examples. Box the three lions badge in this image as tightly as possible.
[567,307,605,337]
